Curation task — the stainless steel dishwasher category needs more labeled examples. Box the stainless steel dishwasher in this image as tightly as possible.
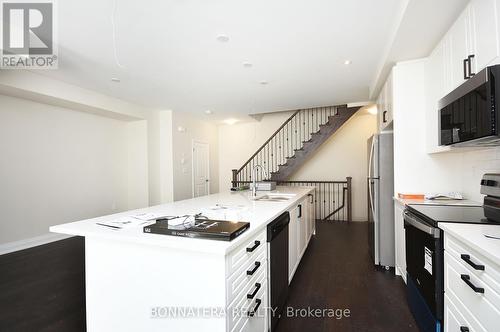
[267,211,290,331]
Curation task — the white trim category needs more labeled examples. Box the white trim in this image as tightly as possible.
[191,139,210,198]
[0,233,73,256]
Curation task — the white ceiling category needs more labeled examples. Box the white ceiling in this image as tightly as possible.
[33,0,465,118]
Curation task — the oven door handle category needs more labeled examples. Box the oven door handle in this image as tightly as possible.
[404,212,441,238]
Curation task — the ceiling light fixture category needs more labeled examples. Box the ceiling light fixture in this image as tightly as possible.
[243,62,253,68]
[344,60,352,65]
[216,34,230,42]
[223,118,238,125]
[259,80,268,85]
[111,77,120,83]
[205,110,213,115]
[367,105,378,115]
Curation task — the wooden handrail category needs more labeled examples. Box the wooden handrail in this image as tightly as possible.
[237,109,300,173]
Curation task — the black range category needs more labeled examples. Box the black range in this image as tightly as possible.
[403,174,500,332]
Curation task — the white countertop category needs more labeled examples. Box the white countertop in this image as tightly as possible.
[50,186,314,255]
[439,222,500,266]
[394,197,482,207]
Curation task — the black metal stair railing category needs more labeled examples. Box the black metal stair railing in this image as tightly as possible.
[231,105,344,184]
[231,178,352,222]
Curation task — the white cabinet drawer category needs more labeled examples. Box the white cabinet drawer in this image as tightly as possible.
[228,275,268,331]
[226,248,267,305]
[444,294,482,332]
[445,234,500,294]
[231,280,268,332]
[444,251,500,331]
[227,266,266,331]
[227,230,266,277]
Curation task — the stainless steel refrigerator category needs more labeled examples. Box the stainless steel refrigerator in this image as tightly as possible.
[367,131,395,268]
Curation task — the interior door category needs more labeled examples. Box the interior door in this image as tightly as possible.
[192,141,209,198]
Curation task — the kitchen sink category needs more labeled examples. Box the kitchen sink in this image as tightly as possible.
[253,193,296,202]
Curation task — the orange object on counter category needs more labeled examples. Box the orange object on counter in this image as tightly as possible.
[398,193,425,200]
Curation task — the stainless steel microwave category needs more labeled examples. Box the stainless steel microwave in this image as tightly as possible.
[438,64,500,146]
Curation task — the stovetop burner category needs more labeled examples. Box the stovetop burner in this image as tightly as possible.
[406,204,492,227]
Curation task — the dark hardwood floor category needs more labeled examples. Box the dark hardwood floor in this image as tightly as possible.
[276,221,419,332]
[0,237,86,332]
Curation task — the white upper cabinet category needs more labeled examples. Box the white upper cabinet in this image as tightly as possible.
[449,0,499,90]
[377,70,393,132]
[469,0,499,72]
[424,0,500,153]
[449,8,472,89]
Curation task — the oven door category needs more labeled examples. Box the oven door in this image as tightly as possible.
[404,211,443,331]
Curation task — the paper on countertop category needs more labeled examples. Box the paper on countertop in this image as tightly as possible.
[131,212,166,221]
[97,216,150,229]
[201,204,249,221]
[425,192,463,200]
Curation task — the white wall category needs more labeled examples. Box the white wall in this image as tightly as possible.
[172,112,219,201]
[218,111,378,221]
[393,59,500,203]
[0,95,149,245]
[218,112,292,191]
[146,110,174,205]
[290,113,377,221]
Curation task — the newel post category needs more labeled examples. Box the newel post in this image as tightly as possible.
[346,177,352,222]
[232,169,238,188]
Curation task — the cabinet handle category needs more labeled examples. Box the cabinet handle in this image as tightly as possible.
[247,283,261,299]
[246,240,260,253]
[460,254,485,271]
[247,261,261,275]
[308,193,313,204]
[460,327,469,332]
[298,204,302,218]
[247,298,262,317]
[463,58,470,79]
[461,274,484,293]
[468,54,475,76]
[383,110,387,123]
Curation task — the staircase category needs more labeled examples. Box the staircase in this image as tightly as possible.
[232,105,361,184]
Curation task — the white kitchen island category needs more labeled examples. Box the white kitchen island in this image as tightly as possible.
[50,186,315,332]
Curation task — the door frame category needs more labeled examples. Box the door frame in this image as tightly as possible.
[191,139,210,198]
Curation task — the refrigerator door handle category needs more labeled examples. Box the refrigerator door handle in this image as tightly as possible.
[368,138,377,223]
[368,138,375,179]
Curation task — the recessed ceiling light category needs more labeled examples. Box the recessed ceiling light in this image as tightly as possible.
[111,78,120,82]
[344,60,352,65]
[216,34,229,42]
[367,105,378,115]
[243,62,253,68]
[259,80,268,85]
[223,118,238,125]
[205,110,213,115]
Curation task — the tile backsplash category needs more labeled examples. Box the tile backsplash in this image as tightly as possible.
[459,147,500,202]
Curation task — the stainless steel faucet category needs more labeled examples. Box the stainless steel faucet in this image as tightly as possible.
[252,164,267,197]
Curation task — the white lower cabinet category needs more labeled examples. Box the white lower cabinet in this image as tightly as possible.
[443,232,500,332]
[394,201,406,282]
[288,195,314,283]
[228,192,314,331]
[226,229,268,332]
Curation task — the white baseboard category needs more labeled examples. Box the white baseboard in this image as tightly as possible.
[0,233,74,256]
